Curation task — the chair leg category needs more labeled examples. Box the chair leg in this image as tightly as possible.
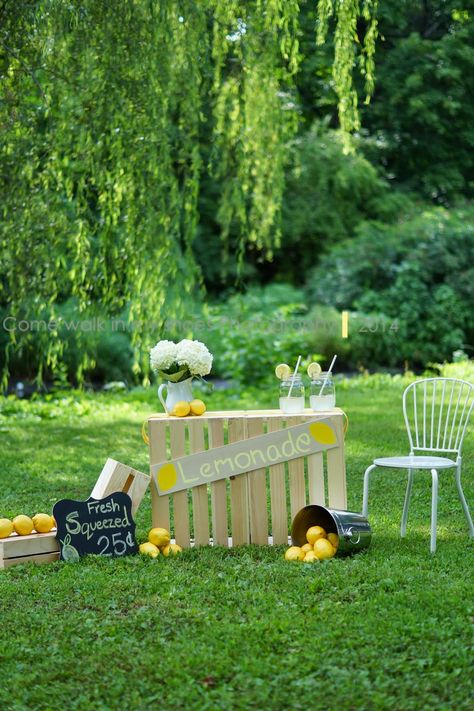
[362,464,377,517]
[455,463,474,538]
[430,469,438,554]
[400,469,414,538]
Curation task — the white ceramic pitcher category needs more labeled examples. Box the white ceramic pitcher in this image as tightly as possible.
[158,377,193,414]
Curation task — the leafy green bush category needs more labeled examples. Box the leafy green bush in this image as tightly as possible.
[346,312,404,370]
[190,285,355,384]
[307,205,474,367]
[0,300,135,386]
[195,285,317,383]
[429,352,474,385]
[3,285,352,387]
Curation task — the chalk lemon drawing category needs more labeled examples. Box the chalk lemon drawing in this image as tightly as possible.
[309,422,336,445]
[60,533,80,562]
[157,462,178,492]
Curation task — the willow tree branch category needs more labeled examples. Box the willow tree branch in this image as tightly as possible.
[0,39,47,100]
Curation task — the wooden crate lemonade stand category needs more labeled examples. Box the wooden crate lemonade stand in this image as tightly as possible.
[148,408,346,548]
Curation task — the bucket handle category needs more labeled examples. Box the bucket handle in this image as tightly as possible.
[343,526,361,545]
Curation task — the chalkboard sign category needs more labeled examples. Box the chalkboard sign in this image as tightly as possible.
[53,492,138,562]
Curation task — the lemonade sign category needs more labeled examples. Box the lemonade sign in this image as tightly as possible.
[152,419,338,496]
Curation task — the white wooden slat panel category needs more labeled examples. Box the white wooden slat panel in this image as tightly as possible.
[246,418,269,545]
[286,417,306,520]
[326,414,347,509]
[189,420,210,546]
[149,419,170,531]
[268,418,288,545]
[170,420,190,547]
[208,419,228,546]
[228,418,250,545]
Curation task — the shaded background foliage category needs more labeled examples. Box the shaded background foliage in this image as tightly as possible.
[1,0,473,387]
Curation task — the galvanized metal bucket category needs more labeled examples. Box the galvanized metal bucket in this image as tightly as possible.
[291,505,372,556]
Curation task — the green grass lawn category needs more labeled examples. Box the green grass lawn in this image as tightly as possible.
[1,379,473,710]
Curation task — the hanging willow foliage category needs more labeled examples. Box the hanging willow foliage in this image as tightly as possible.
[317,0,378,134]
[0,0,377,386]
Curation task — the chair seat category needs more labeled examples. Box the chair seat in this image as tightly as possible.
[373,455,457,470]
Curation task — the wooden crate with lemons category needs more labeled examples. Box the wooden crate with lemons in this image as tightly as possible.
[145,341,371,563]
[0,460,150,568]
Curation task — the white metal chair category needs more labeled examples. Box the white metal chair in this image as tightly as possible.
[362,377,474,553]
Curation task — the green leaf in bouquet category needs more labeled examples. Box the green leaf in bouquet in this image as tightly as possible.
[157,366,190,383]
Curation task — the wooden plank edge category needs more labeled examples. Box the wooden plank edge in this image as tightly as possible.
[1,551,60,569]
[148,408,344,421]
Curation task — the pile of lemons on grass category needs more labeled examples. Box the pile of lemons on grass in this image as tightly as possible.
[0,513,56,538]
[139,527,183,559]
[172,399,206,418]
[285,525,339,563]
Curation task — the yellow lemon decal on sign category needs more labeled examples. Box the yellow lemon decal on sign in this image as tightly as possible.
[157,463,178,492]
[309,422,337,445]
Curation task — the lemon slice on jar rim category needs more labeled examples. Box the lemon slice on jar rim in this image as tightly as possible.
[275,363,291,379]
[307,361,322,378]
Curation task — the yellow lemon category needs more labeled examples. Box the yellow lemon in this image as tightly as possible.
[139,542,160,558]
[306,525,327,545]
[309,422,337,445]
[12,515,34,536]
[284,546,305,562]
[190,399,206,416]
[275,363,291,380]
[301,543,313,553]
[32,513,54,533]
[157,462,178,492]
[307,362,322,378]
[304,550,319,564]
[327,532,339,549]
[148,527,170,548]
[162,543,183,556]
[313,538,336,560]
[0,518,13,538]
[172,401,191,417]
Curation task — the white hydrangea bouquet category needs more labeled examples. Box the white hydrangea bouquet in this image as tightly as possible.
[150,339,213,383]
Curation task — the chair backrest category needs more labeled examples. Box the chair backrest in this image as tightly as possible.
[403,378,474,456]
